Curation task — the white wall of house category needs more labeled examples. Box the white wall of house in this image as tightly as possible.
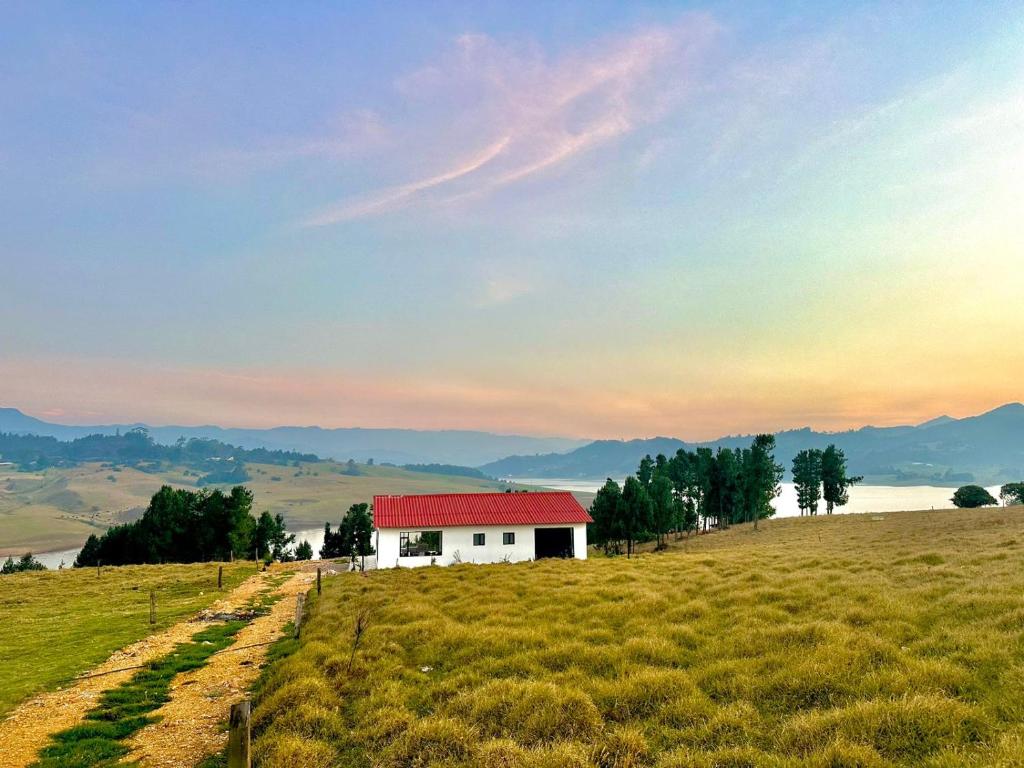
[375,523,587,569]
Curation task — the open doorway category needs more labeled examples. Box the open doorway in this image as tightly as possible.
[534,527,574,559]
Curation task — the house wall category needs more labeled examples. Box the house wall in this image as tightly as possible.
[375,523,587,569]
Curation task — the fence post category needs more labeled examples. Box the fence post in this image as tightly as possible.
[218,565,223,590]
[149,590,156,625]
[228,700,251,768]
[294,594,305,639]
[316,567,322,596]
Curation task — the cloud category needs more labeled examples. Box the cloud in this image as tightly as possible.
[304,135,511,225]
[305,16,719,225]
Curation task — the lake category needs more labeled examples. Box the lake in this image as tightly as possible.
[510,478,1006,518]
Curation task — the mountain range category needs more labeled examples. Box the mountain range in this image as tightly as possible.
[2,403,1022,486]
[480,404,1024,486]
[0,408,587,467]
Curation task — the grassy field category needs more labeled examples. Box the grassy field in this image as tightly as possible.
[0,460,532,555]
[253,508,1024,767]
[0,561,253,717]
[0,463,195,555]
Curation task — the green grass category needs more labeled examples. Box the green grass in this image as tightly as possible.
[31,621,246,768]
[0,562,253,717]
[252,508,1024,767]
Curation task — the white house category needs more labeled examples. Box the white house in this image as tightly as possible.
[373,491,592,568]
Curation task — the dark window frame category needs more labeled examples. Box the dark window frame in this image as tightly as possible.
[399,530,443,557]
[473,533,485,546]
[503,531,515,545]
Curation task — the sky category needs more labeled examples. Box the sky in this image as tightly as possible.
[1,1,1022,440]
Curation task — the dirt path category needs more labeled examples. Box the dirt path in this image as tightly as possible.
[125,568,316,767]
[0,567,306,768]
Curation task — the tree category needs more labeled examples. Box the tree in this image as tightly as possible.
[746,434,783,530]
[667,449,700,535]
[589,479,624,555]
[1,553,46,574]
[694,447,715,531]
[999,482,1024,506]
[792,449,823,516]
[348,503,376,570]
[820,445,862,515]
[320,521,345,559]
[321,503,375,568]
[620,476,652,558]
[294,540,314,560]
[707,448,744,529]
[253,511,294,562]
[649,473,675,549]
[952,485,997,508]
[637,455,655,489]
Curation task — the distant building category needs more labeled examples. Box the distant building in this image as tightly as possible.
[374,491,592,568]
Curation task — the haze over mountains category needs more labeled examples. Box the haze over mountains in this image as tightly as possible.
[2,403,1022,486]
[0,408,587,467]
[482,404,1024,486]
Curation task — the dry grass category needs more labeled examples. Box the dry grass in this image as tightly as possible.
[253,508,1024,767]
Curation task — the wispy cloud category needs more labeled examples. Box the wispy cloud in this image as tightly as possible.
[305,16,719,225]
[304,135,511,225]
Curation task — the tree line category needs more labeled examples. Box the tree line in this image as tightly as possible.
[0,428,318,473]
[589,435,786,556]
[1,553,46,574]
[791,445,863,515]
[74,485,295,567]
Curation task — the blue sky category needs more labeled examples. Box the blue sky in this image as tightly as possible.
[1,2,1022,438]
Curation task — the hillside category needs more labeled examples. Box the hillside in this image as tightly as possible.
[0,460,523,556]
[254,507,1024,767]
[0,408,588,466]
[481,403,1024,485]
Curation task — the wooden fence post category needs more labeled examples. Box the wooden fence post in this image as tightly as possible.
[316,567,322,596]
[294,594,305,639]
[218,565,223,590]
[228,700,251,768]
[149,590,156,625]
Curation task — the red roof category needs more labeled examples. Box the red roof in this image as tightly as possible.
[373,491,592,529]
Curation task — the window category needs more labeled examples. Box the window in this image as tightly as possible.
[399,530,442,557]
[503,532,515,545]
[473,533,485,546]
